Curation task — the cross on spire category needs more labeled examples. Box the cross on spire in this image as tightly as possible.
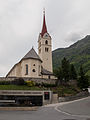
[41,9,47,37]
[43,8,45,14]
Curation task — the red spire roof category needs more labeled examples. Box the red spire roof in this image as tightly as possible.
[41,10,47,37]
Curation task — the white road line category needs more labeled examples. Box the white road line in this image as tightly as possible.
[54,96,90,118]
[44,96,90,108]
[55,105,90,118]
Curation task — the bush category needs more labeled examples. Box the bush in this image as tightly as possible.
[0,81,11,85]
[11,78,25,85]
[41,83,56,87]
[25,81,35,87]
[77,76,89,89]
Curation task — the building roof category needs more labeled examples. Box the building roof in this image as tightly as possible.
[22,48,42,62]
[41,67,53,75]
[40,10,47,37]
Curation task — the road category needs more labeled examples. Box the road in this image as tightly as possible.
[0,97,90,120]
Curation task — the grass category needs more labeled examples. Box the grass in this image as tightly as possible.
[0,84,81,97]
[0,85,47,90]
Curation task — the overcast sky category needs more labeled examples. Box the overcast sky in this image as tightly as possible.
[0,0,90,76]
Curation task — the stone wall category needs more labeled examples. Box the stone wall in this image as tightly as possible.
[0,77,56,84]
[59,91,89,102]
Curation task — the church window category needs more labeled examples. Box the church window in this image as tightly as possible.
[38,65,41,75]
[45,40,48,45]
[25,64,28,75]
[32,69,36,72]
[33,64,35,66]
[39,49,41,54]
[39,42,41,47]
[45,47,49,52]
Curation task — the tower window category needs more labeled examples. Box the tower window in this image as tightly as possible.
[45,47,49,52]
[48,75,50,79]
[45,40,48,45]
[25,64,28,75]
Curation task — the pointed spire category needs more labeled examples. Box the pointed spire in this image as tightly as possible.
[41,9,47,37]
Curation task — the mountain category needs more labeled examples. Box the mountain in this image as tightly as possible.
[52,35,90,76]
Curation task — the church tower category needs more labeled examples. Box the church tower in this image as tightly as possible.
[38,10,52,72]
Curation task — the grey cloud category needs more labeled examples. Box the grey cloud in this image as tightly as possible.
[0,0,90,76]
[65,33,81,42]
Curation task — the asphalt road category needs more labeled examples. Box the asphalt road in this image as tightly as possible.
[0,97,90,120]
[57,96,90,118]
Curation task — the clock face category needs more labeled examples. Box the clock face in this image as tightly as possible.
[45,34,48,37]
[43,33,49,38]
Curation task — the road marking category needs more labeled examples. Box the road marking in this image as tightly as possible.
[54,96,90,118]
[44,96,90,108]
[55,105,90,118]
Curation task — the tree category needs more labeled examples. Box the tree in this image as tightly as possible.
[54,67,63,85]
[70,64,77,80]
[61,57,70,82]
[77,66,89,89]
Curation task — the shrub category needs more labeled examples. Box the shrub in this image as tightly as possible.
[11,78,25,85]
[0,81,11,85]
[25,81,35,87]
[41,83,56,87]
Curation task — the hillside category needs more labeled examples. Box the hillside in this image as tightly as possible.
[52,35,90,76]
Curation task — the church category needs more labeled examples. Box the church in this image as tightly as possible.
[6,10,56,80]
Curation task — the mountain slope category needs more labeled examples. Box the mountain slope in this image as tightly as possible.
[52,35,90,76]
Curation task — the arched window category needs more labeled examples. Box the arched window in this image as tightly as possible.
[25,64,28,75]
[48,75,50,79]
[45,47,49,52]
[38,65,41,75]
[39,49,41,54]
[45,40,48,45]
[39,42,41,47]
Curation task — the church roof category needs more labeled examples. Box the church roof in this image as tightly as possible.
[40,10,47,37]
[22,48,42,62]
[41,67,53,75]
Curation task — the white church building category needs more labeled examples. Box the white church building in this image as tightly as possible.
[6,10,55,80]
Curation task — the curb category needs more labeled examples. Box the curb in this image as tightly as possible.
[0,107,38,111]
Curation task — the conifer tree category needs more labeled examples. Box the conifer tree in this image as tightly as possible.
[70,64,77,80]
[54,67,63,85]
[61,57,70,82]
[78,65,89,89]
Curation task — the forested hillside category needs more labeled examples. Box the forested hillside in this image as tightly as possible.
[52,35,90,76]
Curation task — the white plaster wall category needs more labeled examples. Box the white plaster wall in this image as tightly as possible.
[21,59,42,78]
[7,63,21,77]
[7,59,42,78]
[38,33,52,72]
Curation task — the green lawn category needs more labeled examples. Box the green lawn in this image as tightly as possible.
[0,85,81,97]
[0,85,46,90]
